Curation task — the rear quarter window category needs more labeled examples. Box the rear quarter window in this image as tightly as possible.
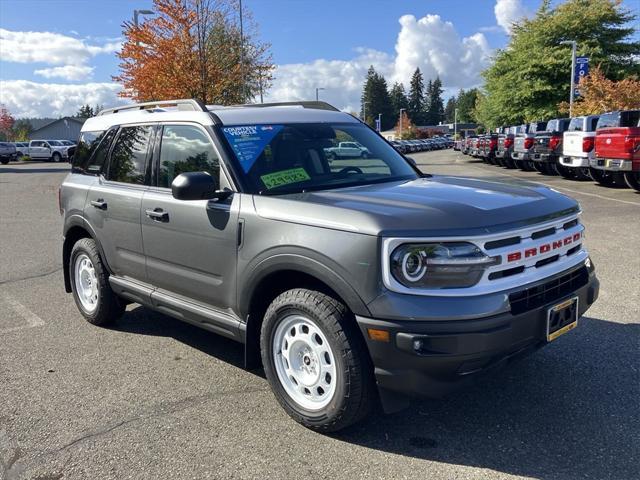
[596,112,620,129]
[620,110,640,127]
[72,129,115,174]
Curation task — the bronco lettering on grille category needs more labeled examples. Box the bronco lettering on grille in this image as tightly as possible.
[506,232,582,262]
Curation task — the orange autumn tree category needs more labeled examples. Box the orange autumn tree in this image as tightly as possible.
[395,111,416,139]
[559,66,640,116]
[114,0,273,104]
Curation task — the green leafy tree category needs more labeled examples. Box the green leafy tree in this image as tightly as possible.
[11,119,33,141]
[407,68,426,125]
[389,82,409,125]
[477,0,639,128]
[455,88,479,123]
[360,66,395,130]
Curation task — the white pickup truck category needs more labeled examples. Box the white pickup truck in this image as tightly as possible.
[28,139,71,162]
[324,141,370,159]
[559,115,600,180]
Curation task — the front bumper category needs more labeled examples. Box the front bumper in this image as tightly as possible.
[356,264,599,404]
[589,158,633,171]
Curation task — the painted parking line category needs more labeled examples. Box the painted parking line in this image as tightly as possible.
[0,292,45,334]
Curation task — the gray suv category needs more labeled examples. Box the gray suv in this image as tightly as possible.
[60,99,599,432]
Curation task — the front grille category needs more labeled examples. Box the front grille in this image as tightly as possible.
[508,266,589,315]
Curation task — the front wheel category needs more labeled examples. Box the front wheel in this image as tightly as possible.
[52,152,62,163]
[261,289,374,432]
[70,238,125,326]
[0,158,8,165]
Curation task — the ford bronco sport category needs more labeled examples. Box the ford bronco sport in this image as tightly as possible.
[60,99,599,432]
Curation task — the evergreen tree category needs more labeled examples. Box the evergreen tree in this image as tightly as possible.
[444,97,457,123]
[360,66,395,130]
[389,82,409,125]
[425,77,444,125]
[76,104,95,118]
[408,68,425,125]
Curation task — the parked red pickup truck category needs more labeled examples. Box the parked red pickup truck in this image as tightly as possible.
[592,110,640,190]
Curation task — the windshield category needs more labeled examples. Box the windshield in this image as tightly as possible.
[221,123,418,194]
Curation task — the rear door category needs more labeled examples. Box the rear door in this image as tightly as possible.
[29,141,46,159]
[84,124,155,281]
[141,123,240,311]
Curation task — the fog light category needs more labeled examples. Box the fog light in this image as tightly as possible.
[413,339,423,352]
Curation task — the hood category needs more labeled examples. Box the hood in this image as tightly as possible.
[253,176,579,237]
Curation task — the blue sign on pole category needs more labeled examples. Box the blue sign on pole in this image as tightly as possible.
[375,118,381,132]
[574,57,589,98]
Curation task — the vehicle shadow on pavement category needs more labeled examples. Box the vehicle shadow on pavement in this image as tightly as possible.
[336,317,639,480]
[112,305,254,376]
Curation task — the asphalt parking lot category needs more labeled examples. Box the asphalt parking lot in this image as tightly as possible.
[1,152,638,480]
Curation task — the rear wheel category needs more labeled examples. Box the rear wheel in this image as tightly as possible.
[70,238,125,326]
[624,172,640,192]
[575,167,592,181]
[590,168,616,187]
[522,160,537,171]
[503,157,516,169]
[261,288,374,432]
[0,158,8,165]
[556,163,575,179]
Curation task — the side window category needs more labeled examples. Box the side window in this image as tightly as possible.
[157,125,220,189]
[72,129,115,174]
[107,125,153,184]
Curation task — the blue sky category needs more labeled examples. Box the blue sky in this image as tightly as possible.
[0,0,637,117]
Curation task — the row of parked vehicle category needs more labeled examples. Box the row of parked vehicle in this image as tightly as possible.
[455,109,640,192]
[0,139,76,164]
[390,137,453,154]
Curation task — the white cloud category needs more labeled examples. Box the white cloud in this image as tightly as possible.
[494,0,531,34]
[0,80,125,117]
[0,28,120,65]
[34,65,95,81]
[266,14,492,112]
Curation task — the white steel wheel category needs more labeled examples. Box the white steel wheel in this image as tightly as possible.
[74,253,99,313]
[272,314,337,411]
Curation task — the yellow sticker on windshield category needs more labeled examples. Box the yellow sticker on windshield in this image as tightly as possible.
[260,168,311,189]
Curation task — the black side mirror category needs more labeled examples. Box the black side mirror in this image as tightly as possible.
[171,172,231,201]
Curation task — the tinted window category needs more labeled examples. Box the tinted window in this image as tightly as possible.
[157,125,220,189]
[107,125,153,184]
[620,110,640,127]
[597,112,620,129]
[568,117,584,132]
[588,117,599,131]
[72,130,114,174]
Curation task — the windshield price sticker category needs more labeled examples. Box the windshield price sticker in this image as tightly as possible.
[222,125,283,173]
[260,168,311,189]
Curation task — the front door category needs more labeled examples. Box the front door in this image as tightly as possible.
[141,123,239,311]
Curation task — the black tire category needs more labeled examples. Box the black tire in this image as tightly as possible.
[522,160,537,171]
[260,288,374,432]
[503,157,516,169]
[69,237,125,326]
[624,172,640,192]
[0,158,8,165]
[52,152,62,163]
[590,168,616,187]
[557,163,575,179]
[575,167,592,181]
[360,151,369,159]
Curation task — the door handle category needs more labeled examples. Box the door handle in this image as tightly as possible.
[90,199,107,210]
[145,208,169,222]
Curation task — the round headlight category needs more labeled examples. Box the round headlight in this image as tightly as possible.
[401,250,427,282]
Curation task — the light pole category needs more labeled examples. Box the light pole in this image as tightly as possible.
[239,0,246,102]
[399,108,406,139]
[560,40,577,117]
[315,87,325,101]
[454,108,458,139]
[133,9,154,28]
